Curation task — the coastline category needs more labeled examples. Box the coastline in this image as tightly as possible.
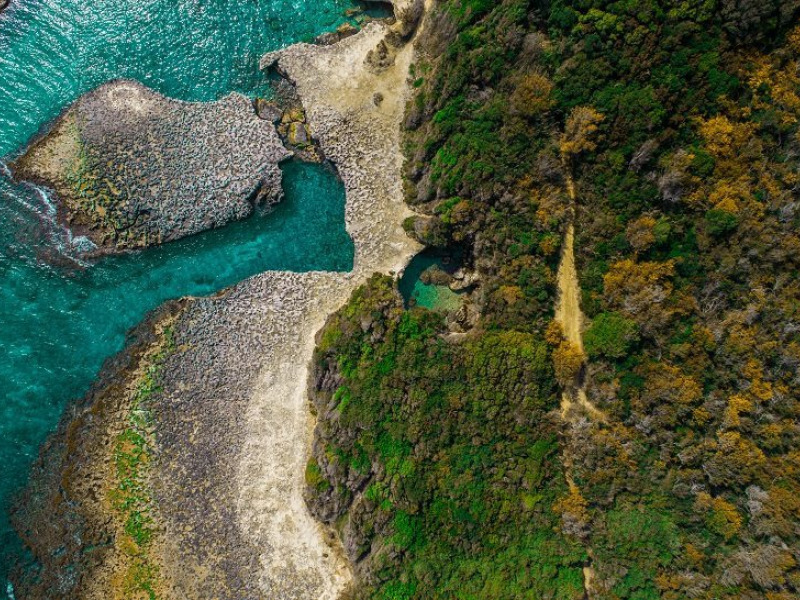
[10,1,425,597]
[9,81,290,256]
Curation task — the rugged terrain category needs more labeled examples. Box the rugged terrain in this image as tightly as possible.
[14,1,800,599]
[298,0,800,598]
[11,81,289,254]
[10,1,424,597]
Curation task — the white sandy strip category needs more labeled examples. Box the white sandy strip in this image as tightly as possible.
[233,10,423,599]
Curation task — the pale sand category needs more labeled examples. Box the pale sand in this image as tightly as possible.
[222,5,425,598]
[556,174,606,422]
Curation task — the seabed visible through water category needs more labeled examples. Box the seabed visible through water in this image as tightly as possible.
[0,0,372,579]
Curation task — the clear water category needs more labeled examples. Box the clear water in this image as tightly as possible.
[0,0,362,156]
[399,250,465,311]
[0,0,361,578]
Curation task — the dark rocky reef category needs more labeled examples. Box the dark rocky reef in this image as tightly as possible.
[9,286,271,599]
[11,80,290,255]
[9,300,187,599]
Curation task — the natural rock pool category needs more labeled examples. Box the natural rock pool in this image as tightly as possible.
[0,0,363,578]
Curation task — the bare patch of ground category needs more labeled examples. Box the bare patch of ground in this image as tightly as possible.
[554,173,604,598]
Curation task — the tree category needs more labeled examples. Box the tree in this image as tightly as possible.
[510,73,555,118]
[560,107,605,159]
[602,259,676,328]
[583,312,639,359]
[694,492,742,540]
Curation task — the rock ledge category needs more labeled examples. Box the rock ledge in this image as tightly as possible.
[12,80,290,254]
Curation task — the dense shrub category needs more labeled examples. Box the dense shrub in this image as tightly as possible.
[312,0,800,597]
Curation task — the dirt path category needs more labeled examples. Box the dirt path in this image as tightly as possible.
[555,176,606,422]
[554,173,604,598]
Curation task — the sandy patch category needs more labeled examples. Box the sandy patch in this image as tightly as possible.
[143,4,427,598]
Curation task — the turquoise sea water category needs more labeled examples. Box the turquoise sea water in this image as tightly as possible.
[0,0,363,578]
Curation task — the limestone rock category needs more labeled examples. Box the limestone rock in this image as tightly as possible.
[253,97,282,123]
[11,80,290,255]
[288,121,311,147]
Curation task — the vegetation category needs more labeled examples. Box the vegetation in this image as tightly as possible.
[583,312,638,359]
[308,276,584,599]
[310,0,800,598]
[109,326,174,599]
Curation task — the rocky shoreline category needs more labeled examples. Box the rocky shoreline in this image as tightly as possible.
[10,300,188,598]
[10,81,290,256]
[10,1,426,598]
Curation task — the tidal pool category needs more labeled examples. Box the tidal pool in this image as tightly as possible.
[0,0,363,578]
[399,248,467,312]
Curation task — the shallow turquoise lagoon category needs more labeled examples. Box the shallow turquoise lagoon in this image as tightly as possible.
[0,0,362,578]
[399,249,466,312]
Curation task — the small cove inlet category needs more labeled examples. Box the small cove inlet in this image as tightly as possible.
[0,0,367,580]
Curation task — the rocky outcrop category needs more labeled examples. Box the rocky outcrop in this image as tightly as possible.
[12,4,426,599]
[314,22,360,46]
[11,80,290,255]
[10,300,187,599]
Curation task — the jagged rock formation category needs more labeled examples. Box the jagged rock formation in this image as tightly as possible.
[11,80,289,254]
[10,1,425,597]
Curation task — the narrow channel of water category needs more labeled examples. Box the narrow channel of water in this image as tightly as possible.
[0,0,365,577]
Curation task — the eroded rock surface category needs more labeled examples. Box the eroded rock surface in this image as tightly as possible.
[11,1,426,598]
[11,80,290,254]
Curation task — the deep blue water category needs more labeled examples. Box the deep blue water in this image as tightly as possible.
[0,0,362,579]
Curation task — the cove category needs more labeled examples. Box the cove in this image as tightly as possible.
[399,249,466,311]
[0,0,361,579]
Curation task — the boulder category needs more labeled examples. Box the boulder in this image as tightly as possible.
[253,98,282,123]
[288,121,311,147]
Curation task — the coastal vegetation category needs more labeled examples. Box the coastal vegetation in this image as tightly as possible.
[109,324,175,599]
[307,275,585,599]
[308,0,800,598]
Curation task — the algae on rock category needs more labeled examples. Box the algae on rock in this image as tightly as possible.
[11,80,290,255]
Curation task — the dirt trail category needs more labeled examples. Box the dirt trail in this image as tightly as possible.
[554,173,604,598]
[555,176,606,422]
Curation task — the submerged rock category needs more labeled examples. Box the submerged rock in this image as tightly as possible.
[314,22,359,46]
[11,80,291,255]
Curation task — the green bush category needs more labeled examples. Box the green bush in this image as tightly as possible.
[583,312,639,359]
[704,208,739,236]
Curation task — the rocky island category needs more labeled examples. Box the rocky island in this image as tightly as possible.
[11,81,289,254]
